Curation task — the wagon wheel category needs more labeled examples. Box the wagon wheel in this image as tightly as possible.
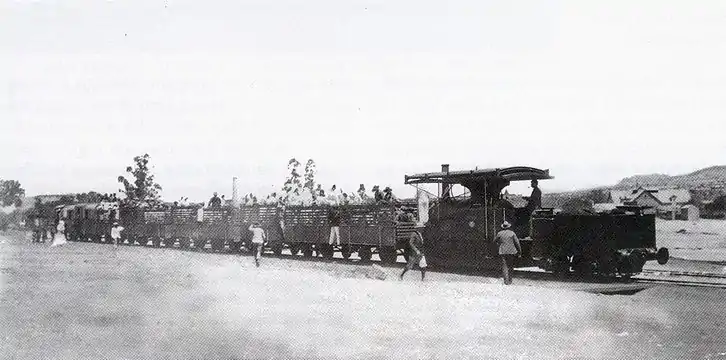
[137,237,149,246]
[340,245,352,260]
[195,239,207,250]
[289,243,301,256]
[379,247,398,264]
[358,247,372,262]
[152,237,162,248]
[320,244,334,259]
[164,238,175,248]
[302,245,314,258]
[210,239,224,252]
[272,244,284,256]
[229,241,242,253]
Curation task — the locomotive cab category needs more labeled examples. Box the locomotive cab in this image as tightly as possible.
[404,165,553,270]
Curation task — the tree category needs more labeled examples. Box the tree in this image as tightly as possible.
[0,180,25,207]
[117,153,163,206]
[303,159,317,193]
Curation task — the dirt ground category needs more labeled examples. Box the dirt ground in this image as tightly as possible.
[1,232,725,360]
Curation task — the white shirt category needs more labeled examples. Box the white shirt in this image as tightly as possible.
[111,226,124,239]
[249,225,266,244]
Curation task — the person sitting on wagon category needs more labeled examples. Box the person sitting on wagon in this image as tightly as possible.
[372,185,384,203]
[208,192,222,209]
[382,187,399,204]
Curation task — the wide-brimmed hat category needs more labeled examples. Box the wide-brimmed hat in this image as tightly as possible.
[501,221,511,229]
[384,187,392,192]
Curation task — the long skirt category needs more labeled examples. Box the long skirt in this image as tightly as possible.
[50,232,68,247]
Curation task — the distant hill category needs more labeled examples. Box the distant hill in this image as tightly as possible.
[614,166,726,189]
[543,165,726,207]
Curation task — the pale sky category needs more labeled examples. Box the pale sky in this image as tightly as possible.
[2,0,725,202]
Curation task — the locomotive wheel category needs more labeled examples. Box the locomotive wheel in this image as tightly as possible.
[341,245,352,260]
[178,238,190,249]
[379,247,398,264]
[358,247,372,262]
[302,246,314,258]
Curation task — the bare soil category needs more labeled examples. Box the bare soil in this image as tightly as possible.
[1,231,725,360]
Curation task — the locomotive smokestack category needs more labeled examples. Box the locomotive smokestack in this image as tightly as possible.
[441,164,450,174]
[232,177,239,207]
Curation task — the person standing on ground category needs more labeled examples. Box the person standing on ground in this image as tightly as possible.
[249,222,267,267]
[493,221,521,285]
[328,207,341,247]
[111,221,124,248]
[400,222,427,281]
[50,219,67,247]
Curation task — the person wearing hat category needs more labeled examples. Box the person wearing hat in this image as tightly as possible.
[493,221,521,285]
[400,222,427,281]
[208,192,222,209]
[372,185,384,203]
[110,221,124,249]
[525,179,542,213]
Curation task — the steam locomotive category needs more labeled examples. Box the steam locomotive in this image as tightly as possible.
[51,165,669,277]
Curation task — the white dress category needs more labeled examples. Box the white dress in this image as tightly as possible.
[50,221,68,247]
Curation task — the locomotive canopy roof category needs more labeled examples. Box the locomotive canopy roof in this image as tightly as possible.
[404,166,553,185]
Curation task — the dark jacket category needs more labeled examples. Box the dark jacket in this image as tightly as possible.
[328,209,341,227]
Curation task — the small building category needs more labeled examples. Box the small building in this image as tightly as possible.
[608,186,692,217]
[680,204,700,221]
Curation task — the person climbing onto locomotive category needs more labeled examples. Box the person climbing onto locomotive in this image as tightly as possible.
[525,179,542,213]
[400,222,427,281]
[208,192,222,208]
[249,222,267,267]
[111,221,124,249]
[328,207,341,247]
[493,221,521,285]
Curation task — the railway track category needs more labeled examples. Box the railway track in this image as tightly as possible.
[634,269,726,289]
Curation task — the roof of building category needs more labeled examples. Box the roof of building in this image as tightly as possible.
[609,186,691,206]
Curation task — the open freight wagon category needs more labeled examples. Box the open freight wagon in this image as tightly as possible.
[239,203,419,263]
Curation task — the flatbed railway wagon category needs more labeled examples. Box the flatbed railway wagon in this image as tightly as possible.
[404,165,670,276]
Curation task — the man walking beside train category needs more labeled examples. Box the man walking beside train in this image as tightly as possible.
[493,221,521,285]
[400,222,427,281]
[249,222,267,267]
